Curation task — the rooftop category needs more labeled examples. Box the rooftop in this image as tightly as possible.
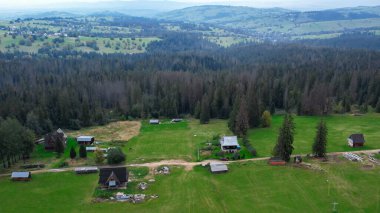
[77,136,94,141]
[210,163,228,173]
[220,136,239,146]
[11,172,31,178]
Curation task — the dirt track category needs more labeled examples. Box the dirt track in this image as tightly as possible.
[1,149,379,177]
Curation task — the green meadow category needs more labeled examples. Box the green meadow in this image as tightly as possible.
[1,160,380,212]
[123,114,380,163]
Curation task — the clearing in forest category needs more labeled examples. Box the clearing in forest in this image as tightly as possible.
[67,121,141,142]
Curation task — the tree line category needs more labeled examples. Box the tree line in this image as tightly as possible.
[0,42,379,138]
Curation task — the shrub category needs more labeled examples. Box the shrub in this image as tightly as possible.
[216,151,225,157]
[58,161,68,168]
[70,147,77,159]
[232,152,241,160]
[107,148,126,164]
[94,148,105,164]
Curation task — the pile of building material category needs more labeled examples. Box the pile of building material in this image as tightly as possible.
[298,163,325,172]
[137,182,148,190]
[115,192,131,202]
[156,166,170,175]
[132,194,146,203]
[368,155,380,165]
[343,153,363,162]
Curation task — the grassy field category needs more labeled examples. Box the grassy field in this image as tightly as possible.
[248,114,380,157]
[1,160,380,212]
[124,119,230,163]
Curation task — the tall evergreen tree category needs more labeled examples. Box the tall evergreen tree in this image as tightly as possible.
[273,114,295,162]
[200,95,210,124]
[228,97,240,133]
[247,89,261,128]
[79,145,87,158]
[312,120,328,158]
[235,98,249,137]
[70,147,77,159]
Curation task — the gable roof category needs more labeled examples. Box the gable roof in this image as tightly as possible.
[77,136,94,142]
[220,136,239,146]
[98,167,128,185]
[11,172,31,178]
[349,134,365,143]
[210,163,228,172]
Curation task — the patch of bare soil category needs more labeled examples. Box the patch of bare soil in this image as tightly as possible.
[68,121,141,142]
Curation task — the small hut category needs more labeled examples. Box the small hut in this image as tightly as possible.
[210,162,228,174]
[11,172,31,181]
[347,134,365,147]
[268,157,286,166]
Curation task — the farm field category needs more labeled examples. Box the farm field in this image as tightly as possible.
[1,160,380,212]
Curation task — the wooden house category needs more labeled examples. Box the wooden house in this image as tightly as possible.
[98,167,129,189]
[11,171,31,181]
[76,136,95,146]
[220,136,240,153]
[347,134,365,147]
[44,129,67,151]
[149,119,160,125]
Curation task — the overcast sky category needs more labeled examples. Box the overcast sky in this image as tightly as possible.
[0,0,379,10]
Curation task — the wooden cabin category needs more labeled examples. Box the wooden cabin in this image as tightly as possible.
[76,136,95,146]
[347,134,365,147]
[44,129,67,151]
[98,167,129,189]
[220,136,240,153]
[11,172,31,181]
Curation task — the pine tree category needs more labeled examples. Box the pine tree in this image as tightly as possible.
[228,97,240,133]
[70,147,77,159]
[79,145,87,158]
[261,110,272,128]
[247,89,261,128]
[273,114,295,162]
[194,101,201,119]
[200,95,210,124]
[312,120,328,158]
[235,98,249,137]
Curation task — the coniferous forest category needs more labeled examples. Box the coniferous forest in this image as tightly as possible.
[0,41,379,136]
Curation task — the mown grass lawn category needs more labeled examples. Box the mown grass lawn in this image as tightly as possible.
[248,114,380,157]
[124,119,231,163]
[1,160,379,212]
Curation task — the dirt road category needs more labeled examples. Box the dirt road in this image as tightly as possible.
[1,149,379,177]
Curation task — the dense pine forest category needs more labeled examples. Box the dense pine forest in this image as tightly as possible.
[1,41,379,136]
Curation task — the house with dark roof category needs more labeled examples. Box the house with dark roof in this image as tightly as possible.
[76,136,95,146]
[98,167,129,189]
[347,134,365,147]
[220,136,240,153]
[44,129,67,151]
[11,171,31,181]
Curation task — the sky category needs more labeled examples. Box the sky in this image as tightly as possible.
[0,0,379,10]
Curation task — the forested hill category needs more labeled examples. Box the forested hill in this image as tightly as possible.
[159,5,380,41]
[0,43,379,136]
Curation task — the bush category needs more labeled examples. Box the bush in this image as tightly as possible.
[58,161,68,168]
[70,147,77,159]
[232,152,241,160]
[107,148,126,164]
[216,151,225,157]
[94,148,105,164]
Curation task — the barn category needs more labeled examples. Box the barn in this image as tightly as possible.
[11,172,32,181]
[347,134,365,147]
[98,167,129,189]
[76,136,95,146]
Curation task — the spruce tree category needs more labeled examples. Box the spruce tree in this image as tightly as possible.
[273,114,295,162]
[200,95,210,124]
[247,90,261,128]
[312,120,328,158]
[228,97,240,133]
[79,145,87,158]
[235,98,249,137]
[70,147,77,159]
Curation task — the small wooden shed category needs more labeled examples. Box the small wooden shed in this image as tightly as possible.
[268,157,286,166]
[76,136,95,146]
[347,134,365,147]
[11,171,32,181]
